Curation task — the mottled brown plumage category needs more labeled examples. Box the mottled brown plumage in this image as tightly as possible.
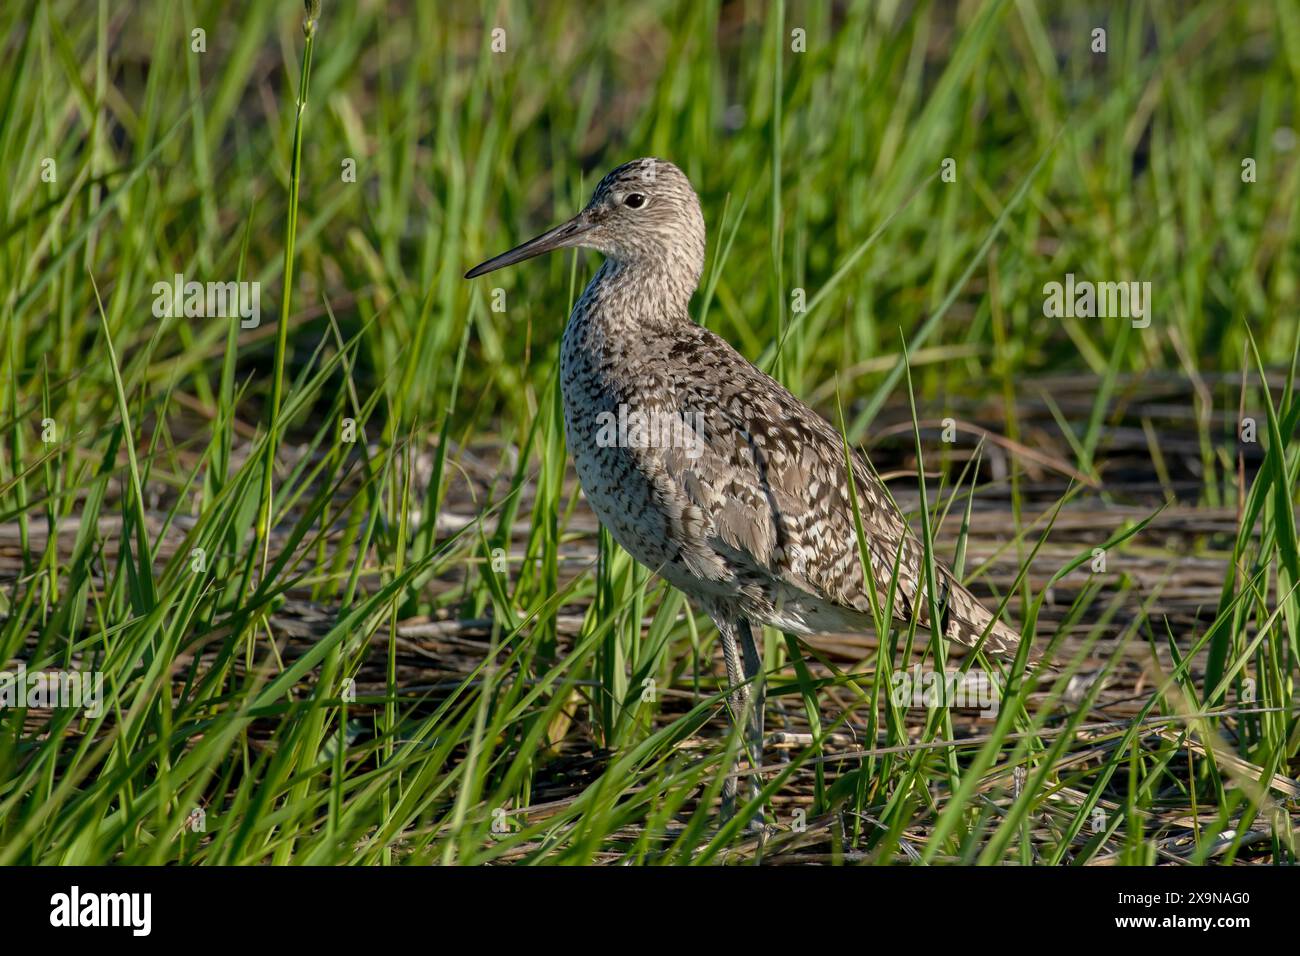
[467,157,1022,823]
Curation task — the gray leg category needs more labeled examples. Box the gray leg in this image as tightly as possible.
[716,617,750,823]
[737,618,766,819]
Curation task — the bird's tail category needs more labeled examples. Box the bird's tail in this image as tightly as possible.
[932,567,1022,658]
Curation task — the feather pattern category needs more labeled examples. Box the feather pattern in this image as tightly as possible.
[563,296,1020,655]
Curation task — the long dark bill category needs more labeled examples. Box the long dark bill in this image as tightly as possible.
[464,212,592,279]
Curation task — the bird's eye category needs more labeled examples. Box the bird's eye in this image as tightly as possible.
[623,193,646,209]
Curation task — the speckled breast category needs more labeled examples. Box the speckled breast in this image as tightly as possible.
[559,313,685,577]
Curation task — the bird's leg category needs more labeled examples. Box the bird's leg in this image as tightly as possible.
[717,618,749,824]
[737,618,766,819]
[716,615,767,833]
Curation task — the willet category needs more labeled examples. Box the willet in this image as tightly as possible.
[466,158,1021,826]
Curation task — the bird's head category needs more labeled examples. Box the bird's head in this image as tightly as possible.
[465,158,706,283]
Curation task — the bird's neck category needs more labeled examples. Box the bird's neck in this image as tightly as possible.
[573,257,700,336]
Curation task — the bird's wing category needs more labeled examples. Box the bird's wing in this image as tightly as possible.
[658,326,1020,655]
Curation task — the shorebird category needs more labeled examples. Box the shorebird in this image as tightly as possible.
[466,158,1021,825]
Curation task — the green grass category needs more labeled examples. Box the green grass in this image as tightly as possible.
[0,0,1297,864]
